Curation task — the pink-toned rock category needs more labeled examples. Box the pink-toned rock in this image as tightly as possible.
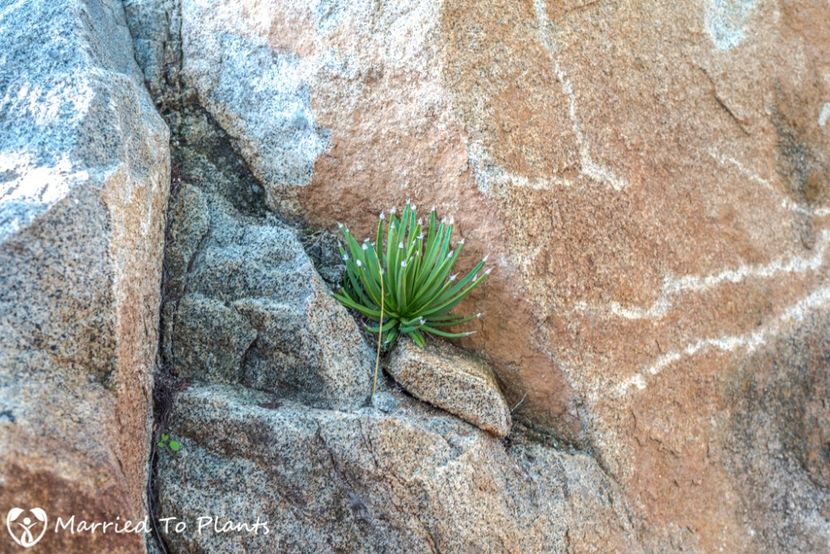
[131,0,830,550]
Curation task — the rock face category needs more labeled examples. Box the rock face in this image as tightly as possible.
[724,315,830,553]
[387,339,512,437]
[124,0,830,550]
[160,107,373,410]
[157,383,640,554]
[131,11,645,549]
[150,98,639,551]
[0,0,169,552]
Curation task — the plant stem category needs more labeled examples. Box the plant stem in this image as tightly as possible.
[371,260,385,396]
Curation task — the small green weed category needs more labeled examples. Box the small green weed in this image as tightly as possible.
[157,433,182,454]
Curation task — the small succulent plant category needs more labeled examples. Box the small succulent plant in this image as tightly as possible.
[334,201,491,348]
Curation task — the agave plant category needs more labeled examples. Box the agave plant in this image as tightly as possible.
[334,201,491,348]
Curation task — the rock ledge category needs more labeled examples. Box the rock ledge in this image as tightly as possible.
[386,339,512,437]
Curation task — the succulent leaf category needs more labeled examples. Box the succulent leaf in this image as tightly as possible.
[335,205,489,347]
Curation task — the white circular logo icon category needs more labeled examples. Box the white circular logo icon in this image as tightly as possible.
[6,508,47,548]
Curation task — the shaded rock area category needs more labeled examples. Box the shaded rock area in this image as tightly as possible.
[157,382,641,554]
[160,106,373,409]
[724,312,830,553]
[0,0,169,552]
[387,338,512,437]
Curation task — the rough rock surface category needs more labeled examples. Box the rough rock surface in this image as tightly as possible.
[160,107,373,410]
[0,0,169,551]
[157,382,640,553]
[387,339,512,437]
[125,0,830,550]
[130,12,646,550]
[723,314,830,553]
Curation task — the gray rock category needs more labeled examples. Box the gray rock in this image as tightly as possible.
[161,112,372,409]
[157,383,642,553]
[180,1,330,199]
[185,197,306,302]
[371,390,397,413]
[166,106,268,215]
[387,339,512,437]
[0,0,169,551]
[123,0,181,100]
[127,0,332,215]
[302,228,347,288]
[164,182,210,299]
[234,293,372,410]
[170,293,257,383]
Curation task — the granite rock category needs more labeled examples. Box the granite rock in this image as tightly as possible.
[0,0,170,551]
[137,0,830,549]
[160,108,373,410]
[387,339,512,437]
[157,382,641,553]
[170,293,257,384]
[179,0,331,197]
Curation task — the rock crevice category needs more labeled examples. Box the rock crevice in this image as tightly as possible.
[121,1,645,551]
[119,0,830,552]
